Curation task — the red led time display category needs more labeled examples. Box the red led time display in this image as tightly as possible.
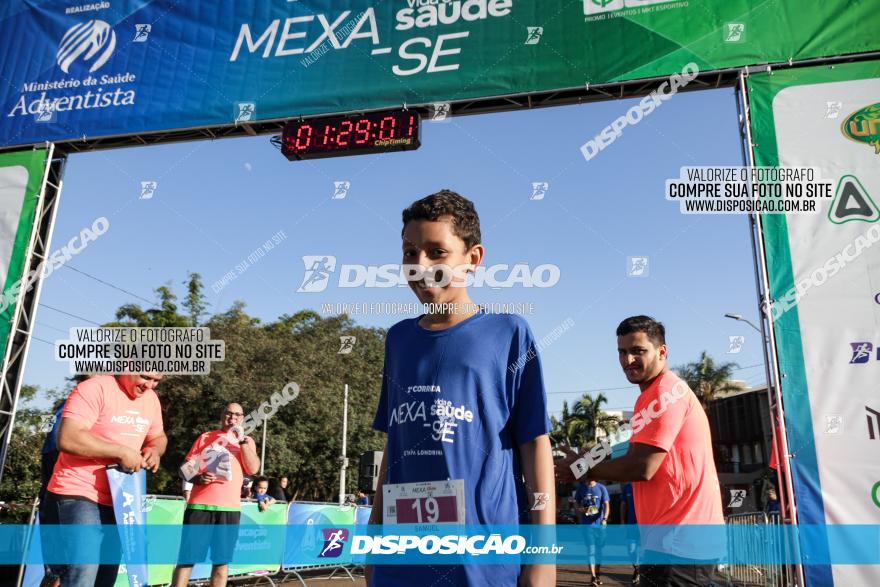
[280,110,421,160]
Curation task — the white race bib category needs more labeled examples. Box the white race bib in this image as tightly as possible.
[383,479,465,524]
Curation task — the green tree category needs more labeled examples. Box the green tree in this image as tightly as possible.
[183,272,208,327]
[110,284,190,328]
[674,351,746,408]
[549,401,572,446]
[559,393,620,450]
[104,280,388,499]
[0,385,63,521]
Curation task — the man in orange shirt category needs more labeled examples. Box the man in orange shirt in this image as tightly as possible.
[585,316,724,586]
[41,373,166,587]
[171,403,260,587]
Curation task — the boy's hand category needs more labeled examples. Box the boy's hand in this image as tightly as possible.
[518,564,555,587]
[553,442,582,484]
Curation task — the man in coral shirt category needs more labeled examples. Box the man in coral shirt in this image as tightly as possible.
[171,403,260,587]
[585,316,724,586]
[41,373,166,587]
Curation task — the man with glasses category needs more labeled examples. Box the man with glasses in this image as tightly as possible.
[171,403,260,587]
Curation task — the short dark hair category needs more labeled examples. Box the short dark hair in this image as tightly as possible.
[254,476,268,485]
[616,315,666,347]
[401,189,481,250]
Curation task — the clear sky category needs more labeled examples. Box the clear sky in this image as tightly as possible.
[23,86,768,418]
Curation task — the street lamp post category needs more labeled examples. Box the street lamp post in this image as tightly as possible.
[723,312,762,335]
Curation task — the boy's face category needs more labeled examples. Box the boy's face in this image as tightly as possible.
[256,482,268,495]
[402,216,483,305]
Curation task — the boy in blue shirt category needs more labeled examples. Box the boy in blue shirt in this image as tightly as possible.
[575,479,609,585]
[367,190,555,587]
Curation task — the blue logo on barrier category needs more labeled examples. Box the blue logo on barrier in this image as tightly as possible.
[319,528,348,558]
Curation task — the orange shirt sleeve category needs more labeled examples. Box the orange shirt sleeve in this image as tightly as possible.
[185,433,206,462]
[630,378,689,452]
[61,378,103,427]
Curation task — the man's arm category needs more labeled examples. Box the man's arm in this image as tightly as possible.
[141,432,167,472]
[57,417,143,471]
[518,435,556,587]
[239,436,260,475]
[602,497,610,524]
[587,442,667,483]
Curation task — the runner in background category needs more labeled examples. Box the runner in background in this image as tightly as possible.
[171,402,259,587]
[575,478,609,585]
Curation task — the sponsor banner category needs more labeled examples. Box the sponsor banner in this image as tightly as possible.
[351,506,372,565]
[106,467,148,587]
[227,501,287,577]
[282,501,356,569]
[18,497,284,586]
[15,523,880,565]
[0,149,45,355]
[0,1,877,148]
[748,59,880,586]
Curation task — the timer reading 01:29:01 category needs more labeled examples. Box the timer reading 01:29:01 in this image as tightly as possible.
[280,110,421,161]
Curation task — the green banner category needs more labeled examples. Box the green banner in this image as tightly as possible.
[0,149,44,357]
[748,59,880,587]
[0,1,877,147]
[228,501,287,577]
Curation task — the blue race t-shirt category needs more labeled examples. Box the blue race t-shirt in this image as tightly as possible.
[371,312,551,587]
[575,482,609,525]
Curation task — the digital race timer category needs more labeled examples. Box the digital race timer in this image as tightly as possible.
[280,110,421,160]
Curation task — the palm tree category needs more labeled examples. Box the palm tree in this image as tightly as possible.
[550,401,573,446]
[674,351,746,408]
[565,393,620,449]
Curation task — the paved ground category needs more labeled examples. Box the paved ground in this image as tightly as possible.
[277,565,638,586]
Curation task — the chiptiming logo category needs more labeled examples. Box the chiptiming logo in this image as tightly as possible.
[9,18,138,119]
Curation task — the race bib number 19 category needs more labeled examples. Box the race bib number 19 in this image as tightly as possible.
[383,479,465,524]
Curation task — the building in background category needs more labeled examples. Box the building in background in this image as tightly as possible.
[707,385,774,515]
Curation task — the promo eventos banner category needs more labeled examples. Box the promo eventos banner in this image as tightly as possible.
[0,0,877,148]
[748,60,880,587]
[0,149,44,355]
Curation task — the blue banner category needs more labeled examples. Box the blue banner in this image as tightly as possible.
[0,1,877,149]
[10,523,880,566]
[106,467,148,587]
[282,502,356,569]
[351,506,372,565]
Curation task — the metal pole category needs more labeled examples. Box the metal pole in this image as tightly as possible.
[736,69,804,587]
[260,417,266,476]
[339,384,349,505]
